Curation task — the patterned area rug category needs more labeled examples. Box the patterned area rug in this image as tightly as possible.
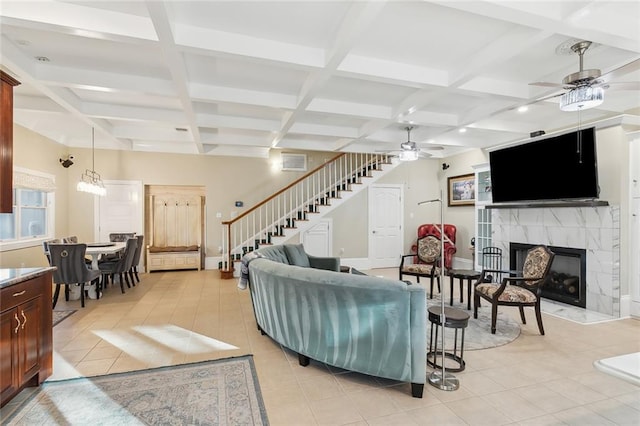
[428,298,521,351]
[52,310,76,326]
[5,356,268,425]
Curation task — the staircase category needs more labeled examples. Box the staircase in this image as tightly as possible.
[219,152,400,277]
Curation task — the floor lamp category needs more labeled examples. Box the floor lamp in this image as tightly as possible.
[418,189,459,391]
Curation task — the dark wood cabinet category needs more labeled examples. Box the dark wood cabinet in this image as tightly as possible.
[0,71,20,213]
[0,271,52,407]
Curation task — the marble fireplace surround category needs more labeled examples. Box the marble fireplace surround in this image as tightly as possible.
[489,204,620,318]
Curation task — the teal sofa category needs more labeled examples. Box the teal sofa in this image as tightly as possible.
[242,244,427,398]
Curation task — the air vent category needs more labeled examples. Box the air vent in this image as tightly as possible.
[281,153,307,171]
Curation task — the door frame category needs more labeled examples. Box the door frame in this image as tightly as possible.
[93,180,144,242]
[368,184,404,269]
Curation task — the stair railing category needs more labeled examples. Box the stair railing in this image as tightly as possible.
[220,152,391,274]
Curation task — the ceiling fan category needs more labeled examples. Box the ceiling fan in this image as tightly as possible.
[530,40,640,111]
[379,126,443,161]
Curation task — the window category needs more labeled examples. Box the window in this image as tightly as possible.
[0,168,55,251]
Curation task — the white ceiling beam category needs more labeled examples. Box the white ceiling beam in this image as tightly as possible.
[173,23,324,68]
[145,0,203,153]
[199,134,272,147]
[112,125,192,142]
[35,64,176,97]
[306,98,391,120]
[13,94,64,112]
[83,102,185,124]
[271,1,388,148]
[288,123,359,138]
[196,114,280,132]
[338,55,449,87]
[0,2,157,42]
[435,0,640,52]
[0,37,131,150]
[190,84,296,110]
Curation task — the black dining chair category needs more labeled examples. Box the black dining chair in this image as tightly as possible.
[42,238,61,265]
[99,237,138,294]
[129,235,144,284]
[49,243,102,308]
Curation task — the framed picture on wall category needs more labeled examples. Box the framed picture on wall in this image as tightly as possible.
[448,173,475,206]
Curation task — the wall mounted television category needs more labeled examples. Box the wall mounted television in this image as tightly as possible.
[489,127,599,204]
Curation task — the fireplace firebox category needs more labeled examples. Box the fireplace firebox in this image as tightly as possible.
[509,243,586,308]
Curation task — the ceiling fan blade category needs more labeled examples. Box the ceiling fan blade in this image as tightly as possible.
[420,145,445,151]
[594,81,640,91]
[598,58,640,84]
[533,92,565,103]
[529,81,566,88]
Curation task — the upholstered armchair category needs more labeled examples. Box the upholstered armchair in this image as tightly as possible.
[400,234,442,298]
[473,245,555,335]
[412,224,457,269]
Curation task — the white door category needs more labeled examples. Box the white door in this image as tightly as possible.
[631,137,640,317]
[368,184,403,268]
[94,180,144,242]
[631,197,640,317]
[301,219,332,257]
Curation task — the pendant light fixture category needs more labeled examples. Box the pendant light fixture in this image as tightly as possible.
[77,127,106,196]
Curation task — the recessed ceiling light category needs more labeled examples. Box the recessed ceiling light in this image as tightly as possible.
[518,106,529,113]
[35,56,50,62]
[459,128,467,133]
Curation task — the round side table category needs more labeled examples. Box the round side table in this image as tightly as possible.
[427,306,470,372]
[448,269,481,310]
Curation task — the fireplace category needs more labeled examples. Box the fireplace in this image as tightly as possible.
[509,243,586,308]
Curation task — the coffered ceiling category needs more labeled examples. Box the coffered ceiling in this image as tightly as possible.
[1,1,639,159]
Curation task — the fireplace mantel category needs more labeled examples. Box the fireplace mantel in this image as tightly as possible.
[486,200,609,209]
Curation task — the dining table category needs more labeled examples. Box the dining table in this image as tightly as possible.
[85,242,126,270]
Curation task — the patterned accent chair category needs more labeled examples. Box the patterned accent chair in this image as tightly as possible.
[412,224,457,269]
[399,234,442,298]
[473,245,555,335]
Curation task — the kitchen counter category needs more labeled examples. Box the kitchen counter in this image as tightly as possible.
[0,267,56,289]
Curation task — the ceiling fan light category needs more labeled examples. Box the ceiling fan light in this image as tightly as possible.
[398,150,419,161]
[559,86,604,111]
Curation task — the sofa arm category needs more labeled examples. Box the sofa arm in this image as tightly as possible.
[308,254,340,272]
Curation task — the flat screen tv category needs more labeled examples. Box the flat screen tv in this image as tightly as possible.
[489,127,599,204]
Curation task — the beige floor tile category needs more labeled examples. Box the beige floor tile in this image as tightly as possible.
[406,403,467,425]
[4,269,638,426]
[552,405,617,425]
[481,390,548,422]
[308,395,365,425]
[445,396,513,425]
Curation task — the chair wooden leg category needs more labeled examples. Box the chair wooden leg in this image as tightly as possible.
[64,284,70,301]
[490,303,498,334]
[94,278,101,300]
[473,294,480,319]
[519,306,527,324]
[80,283,85,308]
[535,303,545,335]
[411,383,424,398]
[125,273,131,288]
[134,266,140,283]
[119,273,126,294]
[52,284,61,309]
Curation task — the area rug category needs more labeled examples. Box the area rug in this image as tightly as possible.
[427,298,521,351]
[5,355,269,425]
[52,309,76,326]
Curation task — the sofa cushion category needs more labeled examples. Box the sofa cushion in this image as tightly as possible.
[253,245,290,264]
[284,244,311,267]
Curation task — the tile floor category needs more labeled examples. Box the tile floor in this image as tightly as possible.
[2,268,639,425]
